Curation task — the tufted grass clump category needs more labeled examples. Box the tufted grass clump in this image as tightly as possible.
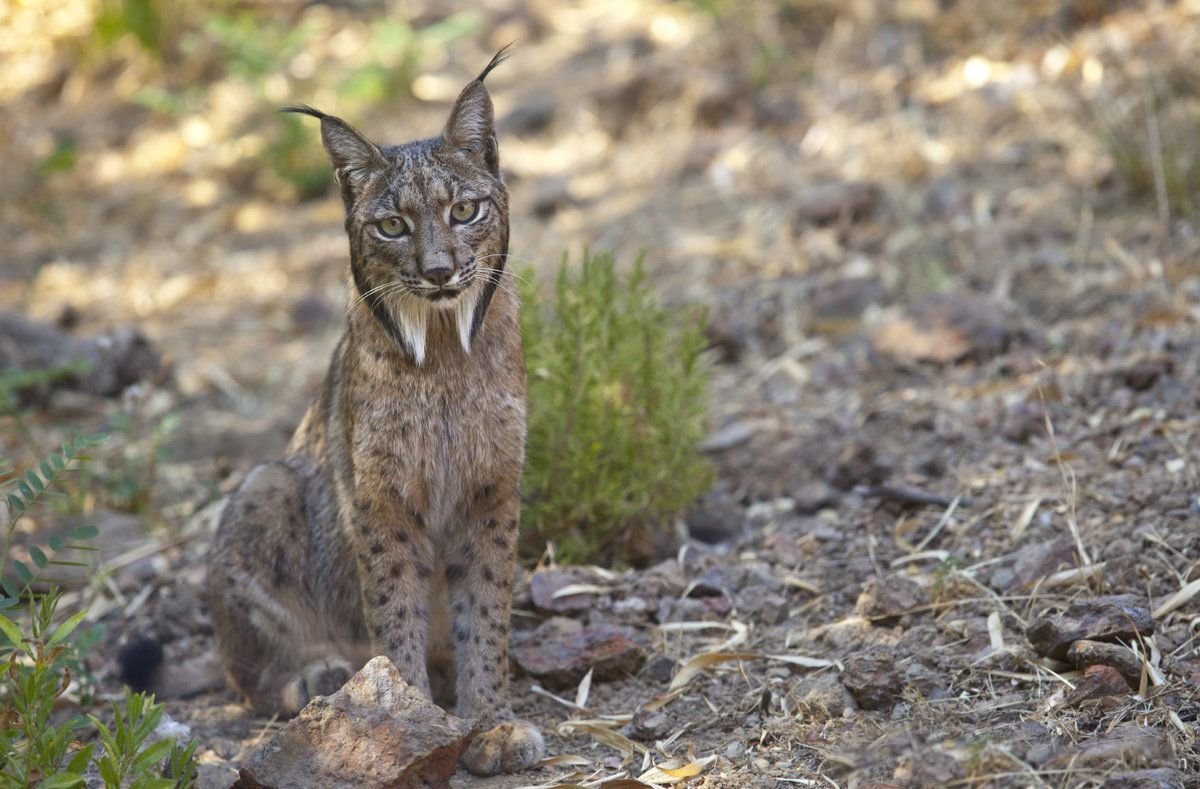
[520,250,712,566]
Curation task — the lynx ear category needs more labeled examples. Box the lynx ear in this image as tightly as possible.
[440,47,511,175]
[281,105,386,187]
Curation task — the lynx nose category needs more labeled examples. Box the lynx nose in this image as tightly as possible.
[423,265,454,287]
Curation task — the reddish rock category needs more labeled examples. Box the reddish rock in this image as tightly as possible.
[235,657,473,789]
[1067,639,1146,689]
[1065,664,1134,707]
[511,624,645,689]
[1026,595,1154,660]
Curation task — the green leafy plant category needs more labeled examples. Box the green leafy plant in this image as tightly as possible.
[0,590,96,788]
[0,438,197,787]
[96,411,179,517]
[520,251,713,565]
[91,690,198,789]
[1,435,107,603]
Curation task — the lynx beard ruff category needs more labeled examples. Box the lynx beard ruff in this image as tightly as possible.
[387,286,482,365]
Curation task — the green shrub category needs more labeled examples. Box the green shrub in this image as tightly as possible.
[520,251,713,566]
[0,438,197,787]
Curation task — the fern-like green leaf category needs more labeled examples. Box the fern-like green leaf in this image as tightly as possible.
[11,561,32,586]
[67,525,99,541]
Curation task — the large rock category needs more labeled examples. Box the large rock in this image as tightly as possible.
[1025,595,1154,661]
[235,657,473,789]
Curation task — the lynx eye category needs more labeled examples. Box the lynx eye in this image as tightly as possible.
[450,200,479,224]
[378,217,407,238]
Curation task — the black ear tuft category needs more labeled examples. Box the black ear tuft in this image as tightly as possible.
[440,47,513,176]
[476,42,516,83]
[279,104,328,121]
[282,105,386,189]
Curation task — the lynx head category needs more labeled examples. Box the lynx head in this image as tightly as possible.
[284,49,511,365]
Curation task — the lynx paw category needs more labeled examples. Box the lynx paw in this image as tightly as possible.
[280,657,354,715]
[460,720,545,776]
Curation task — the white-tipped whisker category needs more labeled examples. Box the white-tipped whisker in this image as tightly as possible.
[349,280,416,311]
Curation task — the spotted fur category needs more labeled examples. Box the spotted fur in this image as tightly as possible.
[207,48,544,776]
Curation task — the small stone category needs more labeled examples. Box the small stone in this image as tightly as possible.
[841,648,900,711]
[855,575,928,625]
[529,568,599,613]
[736,583,789,625]
[1067,640,1146,689]
[630,709,672,741]
[235,657,472,789]
[812,276,884,320]
[1001,400,1046,443]
[197,761,241,789]
[1065,664,1134,707]
[641,654,675,685]
[612,595,651,616]
[792,481,837,515]
[995,539,1076,592]
[688,565,746,598]
[790,672,855,720]
[1121,356,1172,391]
[827,441,892,491]
[893,749,965,787]
[686,486,745,544]
[793,180,879,226]
[1026,595,1155,660]
[510,624,645,689]
[701,420,760,452]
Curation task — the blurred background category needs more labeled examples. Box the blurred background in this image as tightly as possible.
[3,0,1199,506]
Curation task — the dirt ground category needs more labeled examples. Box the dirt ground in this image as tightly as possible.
[2,0,1199,786]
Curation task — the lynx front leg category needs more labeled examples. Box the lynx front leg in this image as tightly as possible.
[448,487,545,775]
[352,494,435,697]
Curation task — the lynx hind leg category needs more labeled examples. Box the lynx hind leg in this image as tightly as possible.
[208,461,362,716]
[461,721,545,776]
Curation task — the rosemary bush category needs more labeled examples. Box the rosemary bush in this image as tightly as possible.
[521,251,712,565]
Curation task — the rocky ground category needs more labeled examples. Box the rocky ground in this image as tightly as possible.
[2,0,1199,786]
